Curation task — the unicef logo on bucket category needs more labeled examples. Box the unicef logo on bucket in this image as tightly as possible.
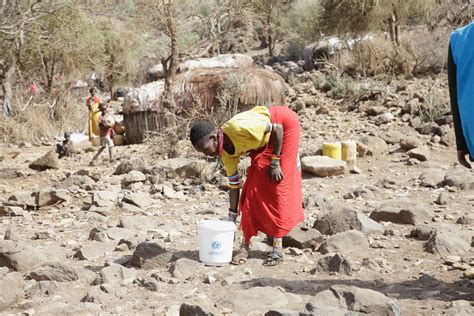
[211,240,221,250]
[209,240,224,256]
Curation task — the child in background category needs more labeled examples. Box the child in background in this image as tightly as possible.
[56,132,75,159]
[90,103,115,165]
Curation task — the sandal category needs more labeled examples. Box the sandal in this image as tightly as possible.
[263,248,285,266]
[231,246,248,265]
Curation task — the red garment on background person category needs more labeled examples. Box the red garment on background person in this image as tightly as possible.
[98,116,116,138]
[86,95,101,107]
[29,82,37,94]
[239,106,304,244]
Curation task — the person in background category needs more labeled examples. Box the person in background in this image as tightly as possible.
[56,132,75,159]
[90,103,115,165]
[86,87,101,141]
[448,21,474,169]
[189,105,303,266]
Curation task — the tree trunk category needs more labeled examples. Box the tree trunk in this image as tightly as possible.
[162,0,178,129]
[2,57,17,116]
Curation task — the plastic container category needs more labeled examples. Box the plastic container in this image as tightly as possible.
[113,135,125,146]
[91,136,101,147]
[322,142,341,160]
[341,140,357,165]
[197,220,235,266]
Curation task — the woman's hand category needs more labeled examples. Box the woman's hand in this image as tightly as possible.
[457,149,472,169]
[267,161,283,182]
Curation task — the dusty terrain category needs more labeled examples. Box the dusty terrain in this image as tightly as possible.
[0,74,473,315]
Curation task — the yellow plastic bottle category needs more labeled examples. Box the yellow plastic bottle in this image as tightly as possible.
[322,142,342,160]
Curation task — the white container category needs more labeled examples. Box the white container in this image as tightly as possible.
[341,140,357,165]
[197,220,235,266]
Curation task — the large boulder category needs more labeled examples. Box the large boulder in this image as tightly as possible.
[369,200,433,225]
[319,230,369,256]
[219,287,301,314]
[29,150,60,171]
[313,209,362,235]
[28,262,78,282]
[0,240,49,271]
[301,156,346,177]
[424,226,470,256]
[306,285,401,315]
[444,167,474,190]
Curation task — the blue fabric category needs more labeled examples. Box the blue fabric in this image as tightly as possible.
[451,22,474,156]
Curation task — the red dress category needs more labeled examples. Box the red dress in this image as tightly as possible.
[239,106,303,244]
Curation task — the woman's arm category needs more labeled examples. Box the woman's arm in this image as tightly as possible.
[269,123,283,155]
[267,123,284,182]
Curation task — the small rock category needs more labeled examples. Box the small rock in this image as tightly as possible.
[179,303,216,316]
[169,258,204,280]
[114,157,146,175]
[435,192,448,205]
[119,216,157,231]
[74,242,116,261]
[130,242,173,269]
[419,169,445,188]
[463,268,474,279]
[408,146,430,161]
[456,214,474,225]
[400,137,423,150]
[313,253,355,275]
[283,224,323,249]
[445,256,461,265]
[121,170,147,186]
[122,191,153,208]
[98,263,136,284]
[358,136,388,155]
[92,191,118,208]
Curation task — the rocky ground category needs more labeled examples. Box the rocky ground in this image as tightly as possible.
[0,73,473,315]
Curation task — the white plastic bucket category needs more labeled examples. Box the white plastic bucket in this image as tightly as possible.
[197,220,235,266]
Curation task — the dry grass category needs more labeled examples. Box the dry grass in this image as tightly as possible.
[0,91,85,144]
[334,27,448,77]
